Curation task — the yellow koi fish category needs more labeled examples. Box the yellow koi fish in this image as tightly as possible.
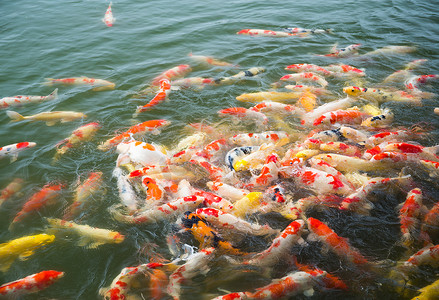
[6,110,87,126]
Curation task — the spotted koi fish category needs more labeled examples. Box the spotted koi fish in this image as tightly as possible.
[0,270,64,297]
[9,183,64,230]
[206,181,250,202]
[307,217,369,265]
[151,64,192,86]
[0,88,58,109]
[188,53,237,67]
[284,27,333,34]
[113,167,139,212]
[322,43,361,58]
[361,109,394,128]
[44,76,115,91]
[224,146,260,171]
[399,188,424,247]
[170,77,218,90]
[343,86,421,104]
[116,140,168,167]
[312,108,367,126]
[218,67,266,85]
[237,29,307,37]
[280,72,328,87]
[0,178,23,208]
[285,63,332,75]
[102,2,115,27]
[250,101,304,117]
[405,74,439,91]
[0,141,36,162]
[134,79,172,116]
[403,244,439,269]
[325,64,366,77]
[230,131,290,147]
[54,122,101,161]
[218,107,269,125]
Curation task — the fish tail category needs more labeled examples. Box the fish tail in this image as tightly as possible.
[48,88,58,99]
[43,78,55,86]
[326,28,334,34]
[6,110,25,122]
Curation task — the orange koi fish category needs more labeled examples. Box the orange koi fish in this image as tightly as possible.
[63,171,104,220]
[218,107,268,125]
[297,89,318,112]
[306,217,369,265]
[0,178,23,208]
[0,88,58,109]
[285,63,332,75]
[134,79,172,116]
[0,270,64,297]
[54,122,101,161]
[9,183,64,230]
[44,76,115,91]
[102,2,115,27]
[151,64,192,86]
[312,108,367,126]
[99,119,170,151]
[0,142,36,162]
[142,176,165,202]
[399,188,424,247]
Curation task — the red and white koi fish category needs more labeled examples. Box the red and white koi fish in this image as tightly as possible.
[307,217,369,265]
[46,218,124,249]
[63,171,104,220]
[195,208,279,238]
[109,195,204,224]
[170,77,218,90]
[322,43,361,57]
[189,156,226,181]
[44,76,115,91]
[403,244,439,269]
[151,64,192,86]
[399,188,424,247]
[206,181,249,202]
[116,140,168,167]
[218,107,269,125]
[102,2,115,27]
[405,74,439,95]
[9,183,64,230]
[284,27,333,34]
[113,167,139,212]
[250,101,304,117]
[280,72,328,87]
[0,88,58,109]
[312,108,367,126]
[343,86,422,104]
[301,96,355,126]
[236,91,302,103]
[367,130,414,146]
[248,153,280,187]
[98,119,170,151]
[0,270,64,297]
[167,247,216,300]
[0,141,36,162]
[281,195,343,220]
[361,109,394,128]
[6,110,87,126]
[285,64,332,75]
[230,131,290,147]
[237,29,307,37]
[419,202,439,244]
[134,79,171,116]
[383,142,439,161]
[0,178,23,208]
[319,141,362,157]
[54,122,101,160]
[188,53,237,67]
[195,138,229,161]
[194,189,234,212]
[244,220,305,268]
[325,64,366,77]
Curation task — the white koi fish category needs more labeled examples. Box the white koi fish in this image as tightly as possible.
[116,140,168,167]
[45,218,124,249]
[0,142,36,162]
[284,27,333,34]
[102,2,115,27]
[6,110,87,126]
[44,77,115,91]
[0,89,58,109]
[113,167,139,212]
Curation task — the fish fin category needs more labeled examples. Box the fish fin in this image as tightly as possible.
[48,88,58,99]
[85,241,105,249]
[77,236,93,248]
[46,121,57,126]
[19,250,35,260]
[330,43,338,53]
[9,154,18,163]
[0,257,15,272]
[304,288,315,297]
[6,110,24,122]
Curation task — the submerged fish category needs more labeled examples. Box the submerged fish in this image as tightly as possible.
[0,88,58,109]
[6,110,87,126]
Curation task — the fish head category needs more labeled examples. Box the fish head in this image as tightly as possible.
[343,86,362,97]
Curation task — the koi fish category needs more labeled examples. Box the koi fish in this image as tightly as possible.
[109,195,205,224]
[319,141,362,157]
[343,86,422,104]
[188,53,237,67]
[151,64,192,86]
[142,176,165,202]
[232,143,277,171]
[284,84,331,96]
[0,270,64,297]
[280,72,328,87]
[237,29,307,37]
[230,131,290,147]
[307,217,369,265]
[0,178,23,208]
[0,141,36,162]
[45,218,124,249]
[285,63,332,75]
[0,234,55,272]
[218,67,266,84]
[325,64,366,77]
[244,220,306,268]
[230,192,263,218]
[113,167,139,212]
[9,183,64,230]
[170,77,218,90]
[284,27,333,34]
[6,110,87,126]
[54,122,101,161]
[63,171,104,220]
[98,119,170,151]
[206,181,250,202]
[405,74,439,95]
[194,189,234,213]
[312,107,367,126]
[399,188,424,247]
[301,96,355,126]
[411,279,439,300]
[250,101,305,117]
[248,153,280,188]
[218,107,268,125]
[403,244,439,269]
[322,43,361,57]
[116,140,168,167]
[297,89,318,112]
[44,76,115,91]
[134,79,171,116]
[419,201,439,244]
[0,88,58,109]
[236,91,302,103]
[102,2,115,27]
[225,146,260,171]
[361,109,394,128]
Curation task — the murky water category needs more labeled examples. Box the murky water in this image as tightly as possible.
[0,0,438,299]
